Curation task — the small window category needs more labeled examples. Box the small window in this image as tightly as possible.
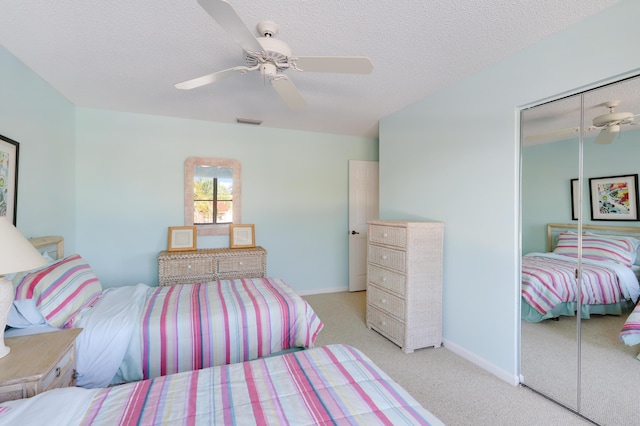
[185,157,241,236]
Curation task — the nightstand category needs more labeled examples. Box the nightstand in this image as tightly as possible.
[0,329,82,402]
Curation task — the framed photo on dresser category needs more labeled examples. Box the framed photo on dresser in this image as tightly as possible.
[167,226,197,251]
[230,224,255,248]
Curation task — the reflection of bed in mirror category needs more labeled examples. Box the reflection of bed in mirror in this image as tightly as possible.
[521,223,640,357]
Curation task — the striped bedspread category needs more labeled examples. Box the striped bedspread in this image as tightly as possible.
[140,278,323,380]
[522,254,627,315]
[620,302,640,348]
[80,344,442,425]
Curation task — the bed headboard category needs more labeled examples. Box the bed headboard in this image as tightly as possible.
[547,223,640,265]
[29,236,64,260]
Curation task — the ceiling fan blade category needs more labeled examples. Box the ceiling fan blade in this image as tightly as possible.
[271,76,306,109]
[594,127,618,144]
[175,66,251,90]
[197,0,263,54]
[293,56,374,74]
[524,125,600,144]
[524,126,580,143]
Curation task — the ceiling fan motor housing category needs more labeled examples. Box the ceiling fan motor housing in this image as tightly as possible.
[244,37,292,69]
[592,111,634,127]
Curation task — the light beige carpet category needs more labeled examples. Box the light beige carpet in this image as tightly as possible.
[304,291,594,426]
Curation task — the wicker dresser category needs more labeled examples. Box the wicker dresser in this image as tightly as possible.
[158,246,267,286]
[366,220,444,353]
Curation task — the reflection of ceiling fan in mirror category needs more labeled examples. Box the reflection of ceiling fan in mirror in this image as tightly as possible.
[525,100,640,144]
[174,0,374,109]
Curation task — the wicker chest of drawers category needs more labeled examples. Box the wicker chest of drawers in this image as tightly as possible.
[158,246,267,286]
[366,220,444,353]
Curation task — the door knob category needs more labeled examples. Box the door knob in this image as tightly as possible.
[351,230,360,235]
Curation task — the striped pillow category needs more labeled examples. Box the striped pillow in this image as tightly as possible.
[553,232,639,267]
[13,254,103,328]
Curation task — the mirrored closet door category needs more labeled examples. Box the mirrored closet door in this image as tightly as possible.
[520,75,640,425]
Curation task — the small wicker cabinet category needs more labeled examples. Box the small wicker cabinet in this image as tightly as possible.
[366,220,444,353]
[158,246,267,286]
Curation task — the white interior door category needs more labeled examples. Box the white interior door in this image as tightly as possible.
[348,160,379,291]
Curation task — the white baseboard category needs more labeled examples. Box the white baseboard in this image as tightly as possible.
[443,338,520,386]
[296,287,349,296]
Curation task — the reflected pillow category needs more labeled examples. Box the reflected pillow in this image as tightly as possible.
[553,231,639,267]
[13,254,103,328]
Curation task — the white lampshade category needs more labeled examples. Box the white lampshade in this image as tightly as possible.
[0,216,47,275]
[0,216,48,358]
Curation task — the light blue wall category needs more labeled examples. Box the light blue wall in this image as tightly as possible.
[0,47,76,248]
[523,128,640,254]
[5,0,640,385]
[379,0,640,383]
[1,46,378,294]
[522,139,579,254]
[73,109,378,292]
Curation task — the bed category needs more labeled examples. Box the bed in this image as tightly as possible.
[6,237,324,388]
[0,343,443,425]
[521,224,640,323]
[521,224,640,356]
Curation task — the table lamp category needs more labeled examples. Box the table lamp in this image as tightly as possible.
[0,216,47,358]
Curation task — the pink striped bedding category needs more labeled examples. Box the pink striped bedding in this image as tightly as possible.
[89,344,442,425]
[0,344,443,425]
[139,277,323,380]
[522,255,627,316]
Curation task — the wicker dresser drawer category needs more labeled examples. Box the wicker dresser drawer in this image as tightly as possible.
[366,305,405,347]
[158,247,267,286]
[367,264,406,296]
[367,285,405,320]
[369,224,407,248]
[160,257,214,279]
[217,255,263,274]
[368,245,406,272]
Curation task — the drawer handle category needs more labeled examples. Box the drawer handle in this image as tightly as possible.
[55,367,61,377]
[381,320,387,326]
[382,277,387,282]
[187,264,192,269]
[238,261,243,265]
[380,298,387,304]
[382,233,388,238]
[382,255,388,260]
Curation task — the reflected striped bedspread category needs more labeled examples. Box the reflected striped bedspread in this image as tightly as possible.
[620,302,640,348]
[522,255,625,315]
[140,278,323,380]
[81,344,442,425]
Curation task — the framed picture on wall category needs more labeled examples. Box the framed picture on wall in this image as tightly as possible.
[0,134,19,225]
[168,226,197,251]
[570,178,579,221]
[589,174,639,221]
[229,224,255,248]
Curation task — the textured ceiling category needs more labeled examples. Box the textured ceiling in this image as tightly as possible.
[0,0,625,138]
[522,75,640,146]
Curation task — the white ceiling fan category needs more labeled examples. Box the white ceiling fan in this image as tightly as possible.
[525,100,640,144]
[175,0,374,109]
